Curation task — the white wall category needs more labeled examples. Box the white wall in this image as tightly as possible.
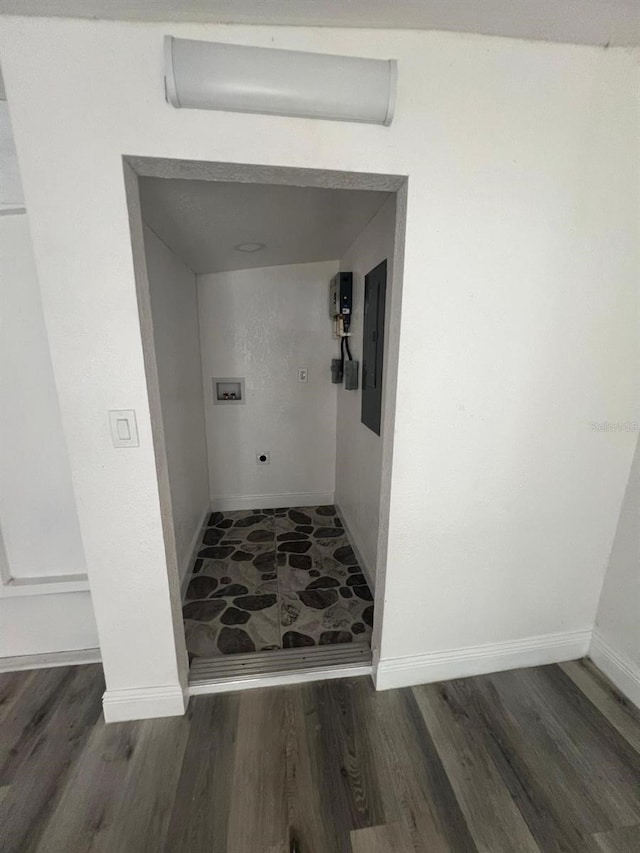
[0,214,86,580]
[0,591,99,659]
[0,102,24,211]
[0,17,637,712]
[198,260,338,507]
[591,434,640,705]
[143,226,209,585]
[336,195,396,582]
[0,213,98,658]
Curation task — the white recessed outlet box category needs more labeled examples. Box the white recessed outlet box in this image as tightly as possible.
[213,377,245,405]
[256,451,271,465]
[109,410,139,447]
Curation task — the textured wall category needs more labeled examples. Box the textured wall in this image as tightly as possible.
[0,102,24,210]
[592,434,640,702]
[335,195,396,583]
[0,214,86,580]
[144,226,210,584]
[0,17,636,699]
[198,261,338,507]
[0,214,97,658]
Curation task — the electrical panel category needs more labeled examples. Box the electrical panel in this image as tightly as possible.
[329,271,358,390]
[329,272,353,330]
[361,260,387,433]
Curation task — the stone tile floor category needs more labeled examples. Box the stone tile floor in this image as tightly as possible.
[182,506,374,658]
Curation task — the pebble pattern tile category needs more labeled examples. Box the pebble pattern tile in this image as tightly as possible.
[183,506,374,658]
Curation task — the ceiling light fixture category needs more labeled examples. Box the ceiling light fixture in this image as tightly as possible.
[164,37,397,126]
[234,242,265,253]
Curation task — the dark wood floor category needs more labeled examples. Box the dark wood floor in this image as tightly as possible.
[0,660,638,852]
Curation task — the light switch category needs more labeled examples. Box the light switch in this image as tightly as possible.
[116,418,131,441]
[109,410,139,447]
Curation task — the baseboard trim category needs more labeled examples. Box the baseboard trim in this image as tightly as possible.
[0,647,102,673]
[589,631,640,709]
[375,628,592,691]
[334,503,376,594]
[210,492,335,512]
[179,506,210,601]
[102,683,187,723]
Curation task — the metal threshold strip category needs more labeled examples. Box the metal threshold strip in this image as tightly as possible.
[188,642,373,695]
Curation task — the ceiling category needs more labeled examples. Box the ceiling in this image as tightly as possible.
[139,178,390,274]
[1,1,638,46]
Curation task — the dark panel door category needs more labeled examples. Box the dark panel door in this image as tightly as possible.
[361,259,387,435]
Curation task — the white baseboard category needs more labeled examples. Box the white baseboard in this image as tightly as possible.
[0,647,102,673]
[210,492,335,512]
[102,683,187,723]
[179,506,210,601]
[589,630,640,708]
[375,628,592,691]
[334,502,376,594]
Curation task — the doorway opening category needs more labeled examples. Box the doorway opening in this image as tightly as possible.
[124,157,407,692]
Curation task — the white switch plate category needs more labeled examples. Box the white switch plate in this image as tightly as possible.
[109,410,139,447]
[298,368,308,383]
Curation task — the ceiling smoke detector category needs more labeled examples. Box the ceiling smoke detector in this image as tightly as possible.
[234,242,265,253]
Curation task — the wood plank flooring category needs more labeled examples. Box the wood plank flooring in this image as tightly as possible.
[0,659,638,852]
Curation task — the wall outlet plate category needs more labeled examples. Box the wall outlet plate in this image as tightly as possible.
[256,451,271,464]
